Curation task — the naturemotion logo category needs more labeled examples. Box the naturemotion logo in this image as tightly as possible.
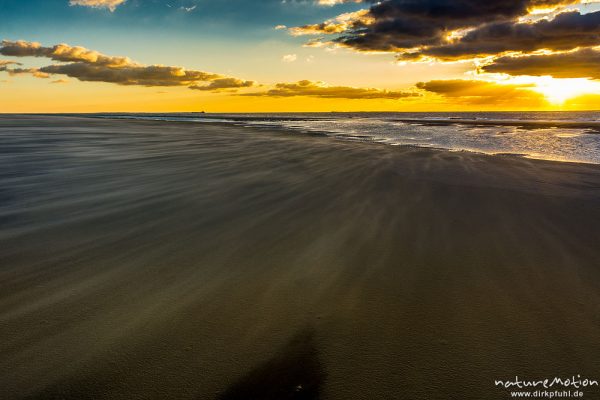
[495,375,598,398]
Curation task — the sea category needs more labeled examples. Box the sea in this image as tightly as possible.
[90,111,600,164]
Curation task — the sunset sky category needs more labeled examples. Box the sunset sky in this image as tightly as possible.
[1,0,600,112]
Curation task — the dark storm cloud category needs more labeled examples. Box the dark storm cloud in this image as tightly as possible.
[292,0,583,52]
[398,10,600,61]
[482,48,600,79]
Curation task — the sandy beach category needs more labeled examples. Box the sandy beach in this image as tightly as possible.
[1,115,600,399]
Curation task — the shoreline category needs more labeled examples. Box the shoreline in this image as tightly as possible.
[89,114,600,165]
[7,113,600,166]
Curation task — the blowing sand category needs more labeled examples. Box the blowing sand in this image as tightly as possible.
[1,115,600,399]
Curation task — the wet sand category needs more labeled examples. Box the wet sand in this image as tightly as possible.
[1,115,600,399]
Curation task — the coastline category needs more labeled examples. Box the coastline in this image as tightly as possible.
[82,112,600,164]
[1,115,600,399]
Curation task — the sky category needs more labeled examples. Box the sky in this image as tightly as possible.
[1,0,600,112]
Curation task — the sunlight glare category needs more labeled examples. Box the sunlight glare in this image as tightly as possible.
[532,77,599,104]
[502,76,600,104]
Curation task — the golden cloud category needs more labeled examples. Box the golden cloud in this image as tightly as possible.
[482,48,600,79]
[0,60,21,66]
[416,79,547,105]
[69,0,127,12]
[241,80,420,99]
[38,63,220,86]
[4,67,50,79]
[289,10,372,37]
[316,0,363,5]
[189,78,256,91]
[1,40,131,66]
[0,40,255,91]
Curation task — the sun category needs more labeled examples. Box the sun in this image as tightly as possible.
[530,77,600,105]
[499,75,600,105]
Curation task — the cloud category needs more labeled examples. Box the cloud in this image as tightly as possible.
[0,60,21,66]
[282,54,298,62]
[4,67,50,79]
[241,79,420,99]
[0,40,130,66]
[0,40,45,57]
[289,10,372,36]
[51,79,69,84]
[189,78,256,91]
[38,63,219,86]
[69,0,127,12]
[482,48,600,79]
[416,79,547,105]
[291,0,591,53]
[0,40,254,91]
[398,10,600,61]
[316,0,364,6]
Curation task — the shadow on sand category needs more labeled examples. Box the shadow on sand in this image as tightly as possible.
[217,329,325,400]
